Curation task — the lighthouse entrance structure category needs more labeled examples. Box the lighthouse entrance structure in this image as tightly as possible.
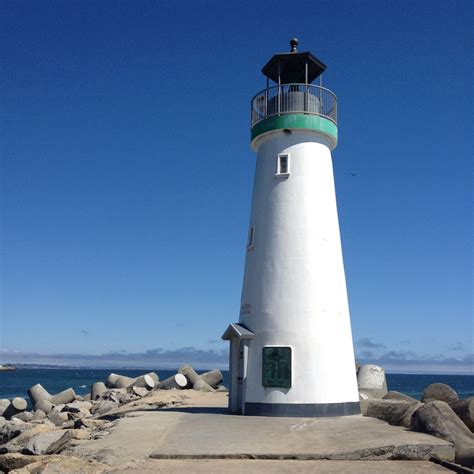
[223,39,360,417]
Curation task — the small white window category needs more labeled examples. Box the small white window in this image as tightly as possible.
[247,225,255,249]
[276,154,290,177]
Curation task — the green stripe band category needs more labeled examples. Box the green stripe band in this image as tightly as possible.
[251,114,338,149]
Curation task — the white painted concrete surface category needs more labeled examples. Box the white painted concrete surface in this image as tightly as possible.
[238,128,359,407]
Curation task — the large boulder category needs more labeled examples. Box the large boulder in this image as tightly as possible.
[90,399,119,416]
[6,455,108,473]
[357,364,388,398]
[11,412,34,423]
[421,383,459,404]
[411,400,474,468]
[46,408,69,427]
[0,423,56,454]
[0,453,70,473]
[24,430,73,455]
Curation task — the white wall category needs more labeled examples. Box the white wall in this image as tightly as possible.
[239,129,359,405]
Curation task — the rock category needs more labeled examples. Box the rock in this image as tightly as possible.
[33,399,54,415]
[8,455,108,473]
[91,382,107,400]
[82,393,91,401]
[193,379,215,392]
[26,384,51,407]
[0,453,65,473]
[0,423,24,446]
[32,410,46,421]
[61,406,90,421]
[449,397,474,432]
[411,400,474,468]
[74,418,108,430]
[0,424,56,454]
[47,408,69,427]
[357,365,388,398]
[201,369,223,388]
[63,400,92,411]
[11,412,34,423]
[0,400,11,417]
[91,400,119,416]
[24,430,74,455]
[49,388,76,405]
[101,389,126,401]
[421,383,459,404]
[383,391,418,403]
[0,416,6,430]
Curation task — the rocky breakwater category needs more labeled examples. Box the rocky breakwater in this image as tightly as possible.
[0,365,225,472]
[357,364,474,469]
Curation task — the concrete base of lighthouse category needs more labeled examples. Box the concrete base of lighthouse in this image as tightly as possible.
[244,401,360,417]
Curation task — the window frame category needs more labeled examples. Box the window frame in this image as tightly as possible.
[247,225,255,250]
[276,153,290,178]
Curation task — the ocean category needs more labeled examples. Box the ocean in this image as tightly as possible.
[0,369,473,405]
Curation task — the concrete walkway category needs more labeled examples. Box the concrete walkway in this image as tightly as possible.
[69,393,454,472]
[149,407,453,461]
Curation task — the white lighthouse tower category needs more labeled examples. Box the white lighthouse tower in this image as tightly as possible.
[222,39,360,417]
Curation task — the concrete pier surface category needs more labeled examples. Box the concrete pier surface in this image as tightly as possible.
[66,391,455,472]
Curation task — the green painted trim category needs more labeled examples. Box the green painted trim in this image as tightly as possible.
[251,114,338,147]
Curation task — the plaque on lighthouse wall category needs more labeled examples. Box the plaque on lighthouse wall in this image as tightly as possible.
[262,346,292,388]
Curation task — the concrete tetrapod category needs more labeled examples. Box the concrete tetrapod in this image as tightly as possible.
[422,383,459,404]
[156,374,187,390]
[91,382,107,401]
[178,365,201,388]
[449,397,474,432]
[0,399,10,417]
[365,399,423,428]
[357,364,388,399]
[113,376,137,389]
[3,398,27,420]
[383,391,419,403]
[27,384,51,407]
[134,374,156,390]
[33,399,54,415]
[193,379,216,392]
[49,388,76,405]
[411,400,474,468]
[201,369,223,388]
[106,373,120,388]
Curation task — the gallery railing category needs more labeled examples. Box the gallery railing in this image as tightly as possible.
[251,84,337,127]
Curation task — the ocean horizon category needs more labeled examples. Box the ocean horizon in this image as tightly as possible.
[1,367,473,404]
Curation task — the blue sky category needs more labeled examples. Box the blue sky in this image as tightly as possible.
[1,0,472,373]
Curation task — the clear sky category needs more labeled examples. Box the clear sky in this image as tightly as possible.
[1,0,472,373]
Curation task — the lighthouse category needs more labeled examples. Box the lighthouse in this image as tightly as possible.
[222,39,360,417]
